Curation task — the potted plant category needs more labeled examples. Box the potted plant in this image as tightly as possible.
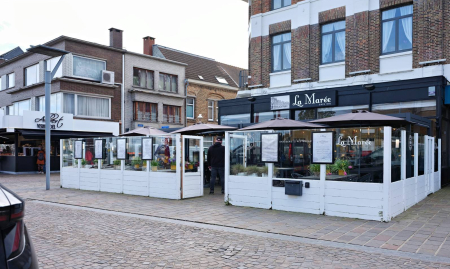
[150,160,158,172]
[132,156,142,170]
[142,160,147,169]
[309,164,320,176]
[93,159,98,168]
[74,159,78,167]
[170,159,176,170]
[259,166,269,177]
[333,159,350,176]
[81,159,87,168]
[187,162,194,170]
[231,164,246,176]
[113,159,121,170]
[246,166,260,177]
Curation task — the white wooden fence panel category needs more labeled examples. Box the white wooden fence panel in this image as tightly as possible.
[61,167,79,189]
[99,170,122,193]
[433,172,440,193]
[390,180,404,218]
[404,177,416,209]
[123,172,148,196]
[271,180,321,214]
[416,175,427,201]
[183,174,202,199]
[149,171,179,199]
[79,169,99,191]
[228,176,270,209]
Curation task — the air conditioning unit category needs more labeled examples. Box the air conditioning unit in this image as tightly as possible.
[101,70,115,84]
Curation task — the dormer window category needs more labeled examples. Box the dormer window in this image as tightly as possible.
[198,75,204,80]
[215,77,228,84]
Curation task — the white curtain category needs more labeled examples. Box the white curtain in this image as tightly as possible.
[322,34,332,63]
[335,31,346,60]
[401,17,413,45]
[77,96,109,118]
[283,43,291,70]
[63,93,75,114]
[273,45,281,71]
[382,21,395,53]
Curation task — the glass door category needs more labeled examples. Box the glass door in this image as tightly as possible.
[182,136,203,199]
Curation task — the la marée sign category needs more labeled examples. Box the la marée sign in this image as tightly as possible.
[271,90,336,110]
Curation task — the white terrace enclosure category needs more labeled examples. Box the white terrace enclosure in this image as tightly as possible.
[224,127,441,222]
[60,134,204,200]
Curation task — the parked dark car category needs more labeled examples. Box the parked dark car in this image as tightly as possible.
[0,184,38,269]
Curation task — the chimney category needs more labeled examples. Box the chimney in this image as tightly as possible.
[143,36,155,56]
[109,28,123,49]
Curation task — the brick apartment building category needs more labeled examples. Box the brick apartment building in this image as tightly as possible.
[220,0,450,183]
[152,45,244,127]
[0,29,123,173]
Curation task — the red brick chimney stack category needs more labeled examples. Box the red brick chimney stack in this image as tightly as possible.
[143,36,156,56]
[109,28,123,49]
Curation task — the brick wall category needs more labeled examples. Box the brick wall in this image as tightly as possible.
[186,83,237,126]
[444,0,450,63]
[318,6,346,24]
[346,11,370,75]
[369,10,381,74]
[261,36,271,88]
[292,25,310,81]
[249,37,262,86]
[269,20,291,35]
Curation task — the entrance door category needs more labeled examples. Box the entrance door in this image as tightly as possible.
[182,136,203,199]
[425,136,434,194]
[230,134,247,169]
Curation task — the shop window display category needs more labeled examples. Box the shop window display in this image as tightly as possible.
[62,139,75,168]
[152,136,177,172]
[229,131,268,177]
[100,137,119,170]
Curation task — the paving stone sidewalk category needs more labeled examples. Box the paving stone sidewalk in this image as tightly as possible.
[2,174,450,258]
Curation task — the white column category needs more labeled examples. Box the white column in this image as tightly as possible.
[121,159,124,194]
[224,131,230,203]
[424,135,429,194]
[60,139,63,187]
[439,138,442,190]
[431,137,435,192]
[401,130,406,211]
[414,133,418,203]
[98,159,101,191]
[176,134,182,199]
[383,126,392,222]
[319,128,326,214]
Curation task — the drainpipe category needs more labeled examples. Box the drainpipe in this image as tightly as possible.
[121,54,125,134]
[184,79,189,127]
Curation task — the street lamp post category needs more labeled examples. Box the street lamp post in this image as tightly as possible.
[27,45,69,190]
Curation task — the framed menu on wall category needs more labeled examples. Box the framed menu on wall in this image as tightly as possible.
[261,133,279,163]
[117,139,126,160]
[74,140,83,159]
[142,138,153,160]
[311,131,335,164]
[94,139,105,159]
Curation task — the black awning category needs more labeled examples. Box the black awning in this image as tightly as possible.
[18,129,115,140]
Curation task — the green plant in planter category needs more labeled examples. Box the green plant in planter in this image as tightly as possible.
[132,156,143,167]
[246,166,260,176]
[81,159,87,166]
[326,163,338,174]
[94,159,98,164]
[333,159,350,173]
[150,160,159,167]
[309,164,321,175]
[231,164,246,175]
[74,159,78,165]
[260,165,269,176]
[113,159,121,166]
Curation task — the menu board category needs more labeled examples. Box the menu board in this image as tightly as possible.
[94,140,104,159]
[142,138,153,160]
[117,139,126,160]
[74,141,83,159]
[312,132,335,164]
[261,134,279,163]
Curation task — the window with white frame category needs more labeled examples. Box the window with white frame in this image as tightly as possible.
[73,56,106,81]
[382,5,413,54]
[272,32,291,72]
[272,0,291,10]
[6,105,13,115]
[25,64,39,86]
[208,100,214,121]
[322,21,346,64]
[77,95,110,118]
[38,93,75,114]
[45,57,63,78]
[12,99,31,116]
[215,102,219,121]
[186,98,195,119]
[6,73,14,88]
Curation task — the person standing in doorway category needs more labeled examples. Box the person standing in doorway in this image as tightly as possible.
[37,145,45,174]
[207,136,225,194]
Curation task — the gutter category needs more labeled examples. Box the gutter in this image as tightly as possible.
[122,54,125,134]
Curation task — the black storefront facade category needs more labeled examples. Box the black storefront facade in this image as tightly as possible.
[218,76,450,185]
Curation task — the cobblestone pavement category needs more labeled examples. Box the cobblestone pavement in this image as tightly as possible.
[26,201,450,268]
[2,174,450,260]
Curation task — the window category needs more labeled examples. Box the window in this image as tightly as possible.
[0,77,2,90]
[37,93,75,114]
[215,102,219,121]
[382,5,413,54]
[322,21,346,64]
[198,75,204,80]
[159,73,177,93]
[133,68,154,89]
[208,100,214,121]
[73,56,106,81]
[295,109,316,120]
[220,114,251,125]
[6,73,14,88]
[163,105,181,124]
[6,105,13,115]
[12,99,31,116]
[25,64,39,86]
[46,57,63,78]
[134,102,158,122]
[186,98,195,119]
[215,77,228,84]
[272,0,291,10]
[318,105,368,119]
[254,110,289,123]
[272,32,291,72]
[77,95,110,118]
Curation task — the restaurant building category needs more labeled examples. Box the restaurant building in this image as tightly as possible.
[221,0,450,184]
[0,29,123,173]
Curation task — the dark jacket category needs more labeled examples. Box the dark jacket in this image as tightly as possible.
[207,142,225,168]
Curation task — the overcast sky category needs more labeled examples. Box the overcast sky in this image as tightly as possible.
[0,0,248,68]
